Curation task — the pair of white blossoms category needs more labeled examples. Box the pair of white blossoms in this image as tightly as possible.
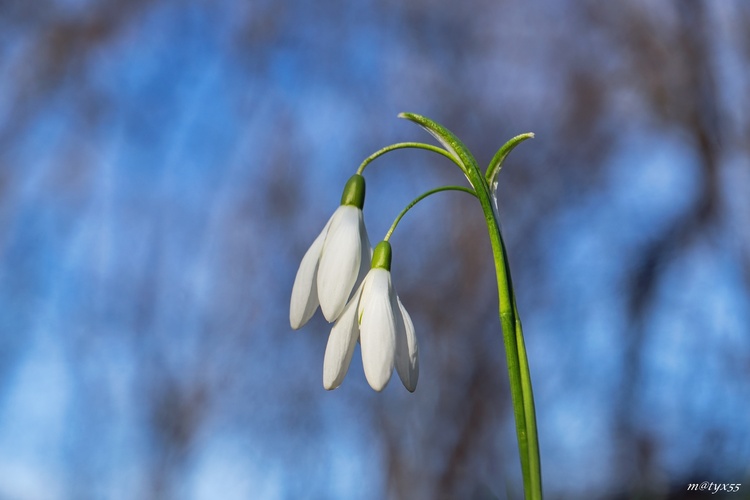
[290,174,419,392]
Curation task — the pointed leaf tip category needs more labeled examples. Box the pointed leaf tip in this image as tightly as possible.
[396,112,479,181]
[485,132,535,186]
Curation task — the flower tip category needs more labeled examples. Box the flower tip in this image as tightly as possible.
[399,370,418,393]
[369,379,389,392]
[364,366,394,392]
[319,303,339,323]
[323,378,340,391]
[289,296,312,330]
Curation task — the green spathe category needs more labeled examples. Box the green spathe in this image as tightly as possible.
[340,174,366,209]
[371,241,392,270]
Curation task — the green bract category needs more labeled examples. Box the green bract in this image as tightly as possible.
[371,241,392,270]
[340,174,366,209]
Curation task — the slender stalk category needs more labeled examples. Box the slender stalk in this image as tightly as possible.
[383,185,477,241]
[484,196,535,498]
[483,163,543,500]
[357,142,463,175]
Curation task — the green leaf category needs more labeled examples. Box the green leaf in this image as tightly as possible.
[397,112,479,181]
[485,132,534,187]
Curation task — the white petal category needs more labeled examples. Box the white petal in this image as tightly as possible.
[318,206,364,322]
[322,284,363,390]
[358,269,396,392]
[354,213,372,288]
[394,296,419,392]
[289,216,333,329]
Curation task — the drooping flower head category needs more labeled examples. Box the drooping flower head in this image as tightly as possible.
[290,174,371,328]
[289,174,372,330]
[323,241,419,392]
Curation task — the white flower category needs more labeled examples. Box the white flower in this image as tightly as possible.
[290,175,370,328]
[323,241,419,392]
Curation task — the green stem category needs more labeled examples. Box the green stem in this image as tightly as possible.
[397,113,542,499]
[356,142,463,175]
[496,225,542,499]
[384,185,477,241]
[484,168,543,500]
[484,195,535,498]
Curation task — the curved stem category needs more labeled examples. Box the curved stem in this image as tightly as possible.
[356,142,462,175]
[384,185,476,241]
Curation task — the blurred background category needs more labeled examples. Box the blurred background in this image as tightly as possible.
[1,1,749,499]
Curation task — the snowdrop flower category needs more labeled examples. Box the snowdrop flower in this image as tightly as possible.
[290,174,371,328]
[323,241,419,392]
